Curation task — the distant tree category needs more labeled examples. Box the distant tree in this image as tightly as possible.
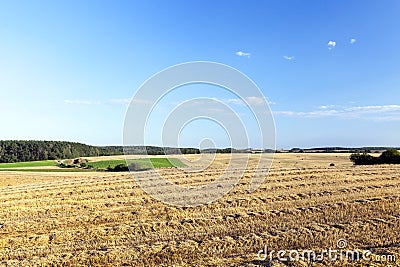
[350,153,379,165]
[378,148,400,164]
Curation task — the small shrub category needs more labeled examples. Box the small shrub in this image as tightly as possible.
[59,163,75,168]
[108,164,129,172]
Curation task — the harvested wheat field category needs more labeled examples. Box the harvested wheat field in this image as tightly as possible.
[0,153,399,266]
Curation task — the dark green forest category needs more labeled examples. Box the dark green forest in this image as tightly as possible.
[0,141,102,163]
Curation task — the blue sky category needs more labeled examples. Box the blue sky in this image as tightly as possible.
[1,0,399,148]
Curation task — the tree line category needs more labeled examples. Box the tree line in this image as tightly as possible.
[0,141,103,163]
[350,148,400,165]
[0,141,201,163]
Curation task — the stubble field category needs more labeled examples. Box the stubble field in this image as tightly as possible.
[0,153,399,266]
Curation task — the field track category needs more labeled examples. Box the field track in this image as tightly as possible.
[0,154,399,266]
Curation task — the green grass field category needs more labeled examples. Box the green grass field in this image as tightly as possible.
[87,158,186,170]
[0,160,57,168]
[145,157,186,168]
[86,159,125,169]
[0,158,185,172]
[0,168,91,172]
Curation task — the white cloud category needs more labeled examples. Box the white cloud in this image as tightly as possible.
[283,56,294,60]
[274,104,400,121]
[246,96,267,105]
[327,40,336,50]
[274,109,340,117]
[346,105,400,113]
[64,100,101,105]
[350,38,357,44]
[109,98,131,104]
[109,98,152,105]
[226,97,274,106]
[226,98,243,105]
[318,105,337,109]
[236,51,251,58]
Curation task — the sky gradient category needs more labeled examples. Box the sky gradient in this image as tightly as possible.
[1,0,399,149]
